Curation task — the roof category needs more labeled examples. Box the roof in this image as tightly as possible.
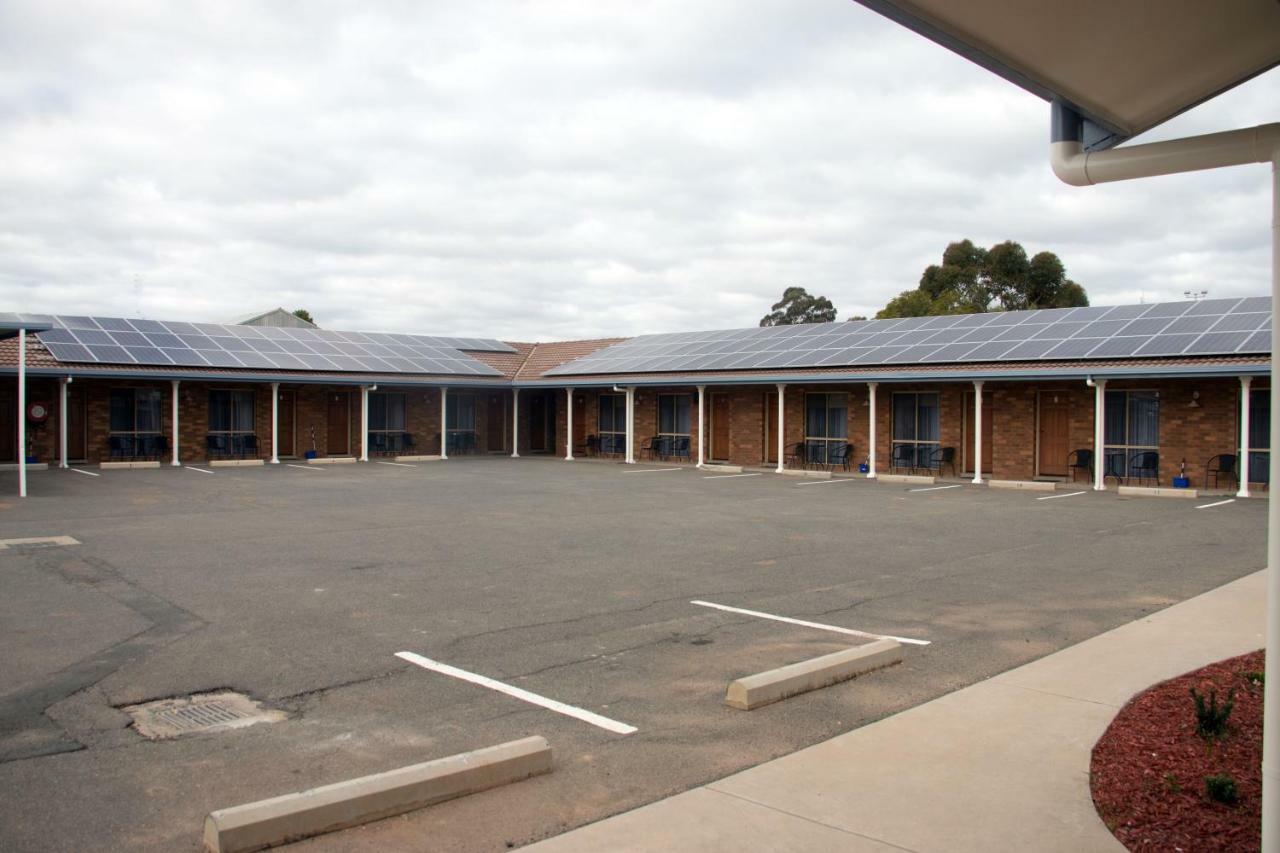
[853,0,1280,149]
[230,307,317,328]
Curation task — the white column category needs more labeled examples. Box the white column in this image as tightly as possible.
[17,328,25,498]
[440,388,448,459]
[696,385,706,467]
[1093,379,1107,490]
[270,382,280,463]
[624,387,636,464]
[775,383,785,474]
[58,377,69,469]
[170,380,180,466]
[1262,148,1280,852]
[867,382,878,479]
[564,388,574,460]
[359,386,370,461]
[1239,376,1252,498]
[971,381,985,484]
[511,389,520,458]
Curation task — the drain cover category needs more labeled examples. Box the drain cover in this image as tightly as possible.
[122,691,286,740]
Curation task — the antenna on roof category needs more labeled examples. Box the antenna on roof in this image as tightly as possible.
[1184,289,1208,301]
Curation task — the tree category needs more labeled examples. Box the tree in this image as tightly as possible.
[292,308,316,325]
[760,287,838,327]
[875,240,1088,319]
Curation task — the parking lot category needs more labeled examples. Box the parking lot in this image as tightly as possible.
[0,457,1266,852]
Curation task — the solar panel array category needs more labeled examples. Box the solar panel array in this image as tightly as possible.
[545,297,1272,376]
[0,314,513,377]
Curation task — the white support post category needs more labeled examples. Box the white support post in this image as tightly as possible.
[1092,379,1107,490]
[867,382,878,479]
[511,389,520,458]
[564,388,574,460]
[775,383,785,474]
[696,385,706,467]
[1239,376,1252,498]
[359,386,369,462]
[624,387,636,464]
[971,381,984,484]
[440,388,448,460]
[270,382,280,464]
[17,328,25,498]
[58,377,69,469]
[169,380,180,466]
[1262,147,1280,853]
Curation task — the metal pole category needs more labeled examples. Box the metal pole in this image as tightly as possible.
[170,380,180,466]
[511,389,520,457]
[440,388,448,460]
[17,328,25,498]
[696,385,706,467]
[867,382,877,478]
[58,377,68,469]
[564,388,574,460]
[624,387,635,464]
[775,383,785,474]
[1093,379,1107,490]
[1239,376,1252,498]
[270,382,280,464]
[359,386,369,462]
[971,381,984,484]
[1262,148,1280,853]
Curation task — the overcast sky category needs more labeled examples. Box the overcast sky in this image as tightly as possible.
[1,2,1274,341]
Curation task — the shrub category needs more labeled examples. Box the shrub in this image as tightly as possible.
[1190,687,1236,739]
[1205,773,1239,805]
[1244,670,1265,688]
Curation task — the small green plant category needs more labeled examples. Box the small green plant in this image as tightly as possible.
[1205,773,1239,805]
[1163,772,1182,794]
[1244,670,1265,688]
[1190,686,1236,739]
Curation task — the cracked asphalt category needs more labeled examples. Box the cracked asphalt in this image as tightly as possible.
[0,458,1265,852]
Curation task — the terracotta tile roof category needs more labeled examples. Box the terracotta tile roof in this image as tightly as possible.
[514,339,628,380]
[467,342,537,380]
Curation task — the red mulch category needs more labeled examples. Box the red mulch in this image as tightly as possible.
[1091,649,1265,852]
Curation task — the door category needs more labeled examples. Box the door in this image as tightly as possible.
[327,392,350,455]
[487,394,506,452]
[67,387,87,460]
[0,389,14,462]
[530,394,548,451]
[277,390,295,457]
[710,393,730,461]
[962,391,994,474]
[1037,390,1070,476]
[763,392,777,463]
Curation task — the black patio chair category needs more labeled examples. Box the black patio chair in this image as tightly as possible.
[828,443,853,471]
[1103,453,1127,486]
[151,435,169,459]
[401,432,416,453]
[206,434,228,458]
[241,435,259,458]
[368,433,387,455]
[927,446,957,477]
[890,443,916,474]
[1205,453,1238,491]
[576,434,597,457]
[669,436,690,460]
[108,435,129,459]
[784,441,809,469]
[1067,448,1093,483]
[1128,451,1159,486]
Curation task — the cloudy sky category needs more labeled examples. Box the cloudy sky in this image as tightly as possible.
[1,2,1274,341]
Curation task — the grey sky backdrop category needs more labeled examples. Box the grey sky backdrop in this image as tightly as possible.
[1,1,1274,341]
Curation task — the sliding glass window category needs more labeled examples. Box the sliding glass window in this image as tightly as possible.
[656,394,692,459]
[1244,388,1270,484]
[109,388,163,437]
[891,392,940,468]
[805,393,849,465]
[1104,390,1159,478]
[369,392,407,454]
[208,390,256,456]
[445,392,476,453]
[598,394,627,455]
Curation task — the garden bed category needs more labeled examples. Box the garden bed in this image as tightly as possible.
[1092,649,1264,851]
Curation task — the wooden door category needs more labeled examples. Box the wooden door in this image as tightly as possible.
[1037,390,1070,476]
[277,390,295,457]
[487,394,506,452]
[572,394,586,449]
[530,394,548,450]
[67,387,87,460]
[327,392,349,455]
[0,389,14,462]
[710,393,731,461]
[962,391,994,474]
[763,392,777,463]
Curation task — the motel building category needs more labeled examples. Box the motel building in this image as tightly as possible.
[0,297,1272,495]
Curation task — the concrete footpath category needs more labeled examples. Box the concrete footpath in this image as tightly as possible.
[527,570,1267,852]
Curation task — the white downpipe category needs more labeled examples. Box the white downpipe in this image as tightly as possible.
[1051,123,1280,187]
[971,381,984,484]
[270,382,280,464]
[17,329,25,498]
[1089,378,1106,490]
[1264,148,1280,853]
[170,380,180,466]
[440,388,448,460]
[359,386,369,462]
[866,382,877,479]
[624,387,635,464]
[58,377,69,469]
[775,384,785,474]
[564,388,574,460]
[1239,376,1252,498]
[511,389,520,458]
[696,385,706,467]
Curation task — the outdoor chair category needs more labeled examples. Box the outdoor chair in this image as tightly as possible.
[890,443,916,474]
[576,434,597,457]
[368,433,387,455]
[1103,453,1127,486]
[828,443,853,471]
[206,434,227,458]
[241,435,259,458]
[784,441,809,469]
[1128,451,1159,486]
[1205,453,1238,491]
[927,446,957,477]
[640,436,658,460]
[670,436,690,460]
[108,435,129,459]
[150,436,169,459]
[401,432,416,453]
[1067,448,1093,483]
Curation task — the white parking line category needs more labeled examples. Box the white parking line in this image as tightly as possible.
[703,473,763,479]
[185,466,215,475]
[1036,490,1085,501]
[690,600,931,646]
[795,478,856,486]
[286,464,323,472]
[908,484,962,493]
[1195,498,1236,510]
[375,461,417,468]
[395,651,637,735]
[621,467,682,473]
[68,468,100,477]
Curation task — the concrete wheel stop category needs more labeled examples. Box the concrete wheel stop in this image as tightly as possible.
[724,639,903,710]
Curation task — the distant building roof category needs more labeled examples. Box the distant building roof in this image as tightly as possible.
[231,308,316,328]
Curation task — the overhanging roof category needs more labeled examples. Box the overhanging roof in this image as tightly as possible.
[853,0,1280,149]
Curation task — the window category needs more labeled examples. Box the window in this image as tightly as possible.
[892,392,940,468]
[598,394,627,455]
[208,390,255,435]
[446,392,476,453]
[369,392,406,432]
[805,393,849,465]
[109,388,162,436]
[1244,387,1270,484]
[1104,390,1159,478]
[657,394,691,436]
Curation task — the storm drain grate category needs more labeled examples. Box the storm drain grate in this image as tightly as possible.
[122,691,287,740]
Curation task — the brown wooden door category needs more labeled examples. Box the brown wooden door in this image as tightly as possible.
[763,392,777,463]
[572,394,585,449]
[327,392,349,455]
[530,394,548,450]
[1037,390,1070,476]
[963,391,994,474]
[0,390,14,462]
[710,393,730,461]
[67,387,87,460]
[277,390,295,457]
[487,394,506,452]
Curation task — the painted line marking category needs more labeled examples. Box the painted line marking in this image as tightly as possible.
[795,478,856,486]
[375,461,418,468]
[703,473,764,479]
[185,466,215,475]
[0,535,80,549]
[395,651,637,735]
[1195,498,1236,510]
[1036,490,1086,501]
[286,464,323,472]
[908,484,962,493]
[620,467,682,473]
[690,600,930,646]
[68,468,101,477]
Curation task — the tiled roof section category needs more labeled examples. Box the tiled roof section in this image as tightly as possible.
[514,338,628,380]
[467,342,536,379]
[0,335,59,368]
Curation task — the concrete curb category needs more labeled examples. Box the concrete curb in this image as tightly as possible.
[988,479,1056,492]
[308,456,357,465]
[395,454,442,462]
[0,462,48,471]
[209,459,265,468]
[702,464,744,474]
[778,469,831,479]
[1118,485,1199,499]
[202,736,552,853]
[99,460,161,470]
[877,473,933,484]
[725,639,903,710]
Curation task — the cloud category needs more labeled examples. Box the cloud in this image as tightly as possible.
[0,0,1273,340]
